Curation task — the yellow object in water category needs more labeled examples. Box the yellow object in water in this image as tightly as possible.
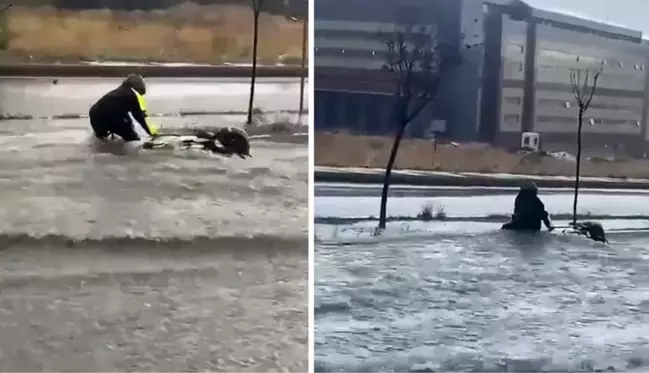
[131,87,158,136]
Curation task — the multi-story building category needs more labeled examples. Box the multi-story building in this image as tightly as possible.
[315,0,649,155]
[482,0,649,154]
[314,0,485,141]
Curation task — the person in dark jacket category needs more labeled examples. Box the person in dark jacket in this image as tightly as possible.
[89,73,158,142]
[502,181,554,232]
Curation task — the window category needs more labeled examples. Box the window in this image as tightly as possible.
[344,98,360,128]
[365,99,380,134]
[541,49,577,61]
[538,98,570,108]
[323,93,339,128]
[504,96,522,105]
[507,44,524,54]
[537,115,575,124]
[577,55,603,64]
[538,98,640,112]
[508,62,523,72]
[607,59,623,67]
[504,114,520,124]
[589,118,640,126]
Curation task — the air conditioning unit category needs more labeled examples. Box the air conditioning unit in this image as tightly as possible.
[521,132,540,151]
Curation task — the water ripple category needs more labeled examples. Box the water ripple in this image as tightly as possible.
[315,228,649,372]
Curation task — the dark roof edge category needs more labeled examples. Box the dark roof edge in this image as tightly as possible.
[484,0,642,42]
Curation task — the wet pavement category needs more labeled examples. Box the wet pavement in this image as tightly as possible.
[0,77,308,371]
[314,189,649,373]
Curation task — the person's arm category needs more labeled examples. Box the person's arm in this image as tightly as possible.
[538,201,554,230]
[127,89,157,136]
[513,195,521,213]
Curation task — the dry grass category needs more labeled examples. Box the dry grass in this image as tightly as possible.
[5,3,305,64]
[315,132,649,179]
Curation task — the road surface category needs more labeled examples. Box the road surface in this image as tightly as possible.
[315,185,649,372]
[0,77,308,371]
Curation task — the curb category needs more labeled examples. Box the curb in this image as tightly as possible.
[314,167,649,190]
[0,64,306,78]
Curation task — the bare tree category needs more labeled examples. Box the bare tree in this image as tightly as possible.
[376,22,463,231]
[297,15,307,122]
[569,67,602,226]
[246,0,264,125]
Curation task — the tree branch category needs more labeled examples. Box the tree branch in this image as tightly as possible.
[583,70,602,109]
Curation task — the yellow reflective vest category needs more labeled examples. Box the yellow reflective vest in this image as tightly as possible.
[131,88,158,136]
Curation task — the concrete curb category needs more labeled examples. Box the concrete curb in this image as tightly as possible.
[0,64,306,78]
[314,166,649,190]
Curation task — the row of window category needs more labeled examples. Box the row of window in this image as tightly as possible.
[317,92,390,131]
[537,115,640,126]
[507,43,645,71]
[505,96,641,112]
[538,48,644,70]
[537,98,641,111]
[503,113,641,126]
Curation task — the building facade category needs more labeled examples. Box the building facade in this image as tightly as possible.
[314,0,649,155]
[314,0,484,140]
[483,1,649,155]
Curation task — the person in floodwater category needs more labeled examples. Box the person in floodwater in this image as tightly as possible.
[502,181,555,232]
[88,73,158,142]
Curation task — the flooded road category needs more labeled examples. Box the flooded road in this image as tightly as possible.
[0,77,308,371]
[314,188,649,372]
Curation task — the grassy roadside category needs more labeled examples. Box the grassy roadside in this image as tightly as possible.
[1,4,305,65]
[315,132,649,179]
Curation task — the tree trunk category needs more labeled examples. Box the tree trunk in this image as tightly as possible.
[246,10,260,125]
[572,109,584,226]
[298,18,307,122]
[378,123,407,230]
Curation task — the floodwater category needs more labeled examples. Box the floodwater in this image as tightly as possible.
[314,185,649,372]
[0,77,308,371]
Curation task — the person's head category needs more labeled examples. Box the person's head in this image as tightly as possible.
[122,73,146,95]
[520,181,538,195]
[215,127,251,158]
